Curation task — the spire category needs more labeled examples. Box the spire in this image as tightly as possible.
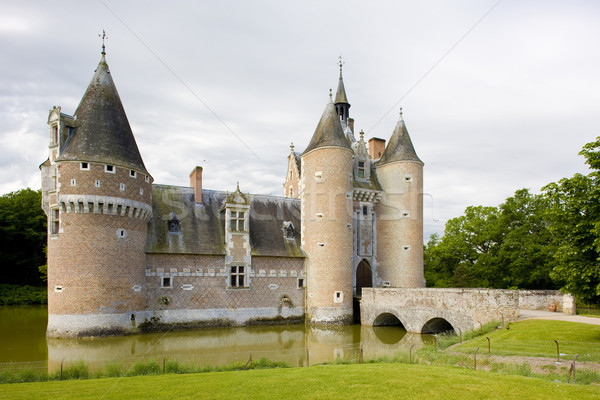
[378,108,423,165]
[302,94,351,155]
[56,46,149,174]
[334,56,349,105]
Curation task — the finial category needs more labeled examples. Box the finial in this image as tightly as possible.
[99,29,108,55]
[399,107,403,121]
[359,129,364,141]
[338,55,345,73]
[290,142,295,152]
[329,88,333,101]
[236,181,240,192]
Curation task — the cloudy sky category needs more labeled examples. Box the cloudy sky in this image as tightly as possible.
[2,0,599,238]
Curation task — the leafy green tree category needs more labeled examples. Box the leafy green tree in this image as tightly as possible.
[543,137,600,304]
[0,188,47,285]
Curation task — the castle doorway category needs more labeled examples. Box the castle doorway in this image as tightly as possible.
[355,259,372,296]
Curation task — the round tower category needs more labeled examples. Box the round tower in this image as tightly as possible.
[301,95,354,324]
[43,47,153,337]
[375,109,425,288]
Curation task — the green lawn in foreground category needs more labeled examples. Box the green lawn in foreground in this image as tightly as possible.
[452,320,600,361]
[0,363,597,400]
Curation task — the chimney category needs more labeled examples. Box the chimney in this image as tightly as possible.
[189,166,203,203]
[348,118,355,133]
[368,137,386,161]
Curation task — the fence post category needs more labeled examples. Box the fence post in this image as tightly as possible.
[567,354,579,384]
[554,340,560,363]
[499,311,504,327]
[433,335,438,351]
[486,337,490,357]
[474,348,479,370]
[60,359,64,380]
[457,327,462,343]
[163,356,166,374]
[409,344,415,365]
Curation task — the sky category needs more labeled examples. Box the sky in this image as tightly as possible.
[1,0,599,239]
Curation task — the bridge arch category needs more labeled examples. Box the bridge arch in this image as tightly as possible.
[371,308,409,330]
[421,317,455,334]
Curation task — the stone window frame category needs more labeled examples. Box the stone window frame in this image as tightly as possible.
[105,164,116,174]
[229,210,246,232]
[129,170,137,178]
[95,180,101,188]
[161,276,173,288]
[357,161,365,179]
[70,179,76,187]
[50,207,60,235]
[120,183,126,191]
[80,162,90,171]
[297,277,305,288]
[229,265,248,288]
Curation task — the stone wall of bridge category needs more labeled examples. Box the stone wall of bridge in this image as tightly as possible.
[360,288,520,333]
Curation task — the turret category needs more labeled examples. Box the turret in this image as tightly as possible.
[42,44,153,337]
[374,109,425,288]
[301,92,354,324]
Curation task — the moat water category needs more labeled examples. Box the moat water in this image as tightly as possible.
[1,306,430,371]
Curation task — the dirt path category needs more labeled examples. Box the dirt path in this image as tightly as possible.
[517,309,600,325]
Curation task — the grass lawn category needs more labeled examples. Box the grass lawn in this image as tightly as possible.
[0,363,598,400]
[451,320,600,362]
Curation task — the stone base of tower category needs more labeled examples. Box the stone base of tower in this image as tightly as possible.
[306,306,353,325]
[47,312,149,338]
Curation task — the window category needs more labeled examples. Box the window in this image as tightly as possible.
[51,125,58,144]
[334,291,343,303]
[230,265,245,288]
[285,224,294,239]
[95,180,101,188]
[105,165,115,173]
[405,174,413,182]
[168,214,180,233]
[145,175,150,183]
[130,170,136,178]
[161,277,172,288]
[230,211,245,231]
[362,206,368,216]
[50,208,60,234]
[80,162,89,170]
[140,188,144,195]
[298,278,305,288]
[358,161,365,179]
[120,183,126,191]
[71,179,76,187]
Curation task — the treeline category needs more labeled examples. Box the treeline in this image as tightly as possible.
[0,188,46,286]
[425,137,600,304]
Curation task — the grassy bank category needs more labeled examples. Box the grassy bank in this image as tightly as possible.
[0,363,597,400]
[451,320,600,362]
[0,284,46,305]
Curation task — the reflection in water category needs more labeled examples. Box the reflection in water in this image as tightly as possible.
[1,306,429,372]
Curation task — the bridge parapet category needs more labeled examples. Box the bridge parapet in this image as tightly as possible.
[361,288,519,334]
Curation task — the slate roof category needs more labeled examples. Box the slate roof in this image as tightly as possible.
[378,114,423,165]
[56,53,149,174]
[302,101,351,155]
[146,186,304,258]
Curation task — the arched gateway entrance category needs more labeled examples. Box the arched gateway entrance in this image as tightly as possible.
[355,259,372,296]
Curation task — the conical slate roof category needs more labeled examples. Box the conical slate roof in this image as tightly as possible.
[378,110,423,165]
[56,52,149,174]
[302,100,350,155]
[334,68,349,105]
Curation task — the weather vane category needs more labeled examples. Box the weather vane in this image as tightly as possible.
[99,29,108,54]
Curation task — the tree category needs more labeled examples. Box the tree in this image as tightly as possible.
[542,137,600,303]
[0,189,47,285]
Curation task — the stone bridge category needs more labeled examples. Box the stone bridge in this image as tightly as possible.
[360,288,520,334]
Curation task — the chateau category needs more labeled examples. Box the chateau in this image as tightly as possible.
[41,47,425,337]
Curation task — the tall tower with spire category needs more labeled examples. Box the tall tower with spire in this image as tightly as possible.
[375,109,425,288]
[301,91,354,324]
[41,42,153,337]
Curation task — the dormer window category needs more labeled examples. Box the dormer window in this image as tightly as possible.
[168,213,181,233]
[230,211,245,232]
[51,125,58,145]
[358,161,365,179]
[284,223,295,239]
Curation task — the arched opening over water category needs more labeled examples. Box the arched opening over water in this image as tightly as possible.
[372,312,405,329]
[421,317,454,334]
[355,259,372,296]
